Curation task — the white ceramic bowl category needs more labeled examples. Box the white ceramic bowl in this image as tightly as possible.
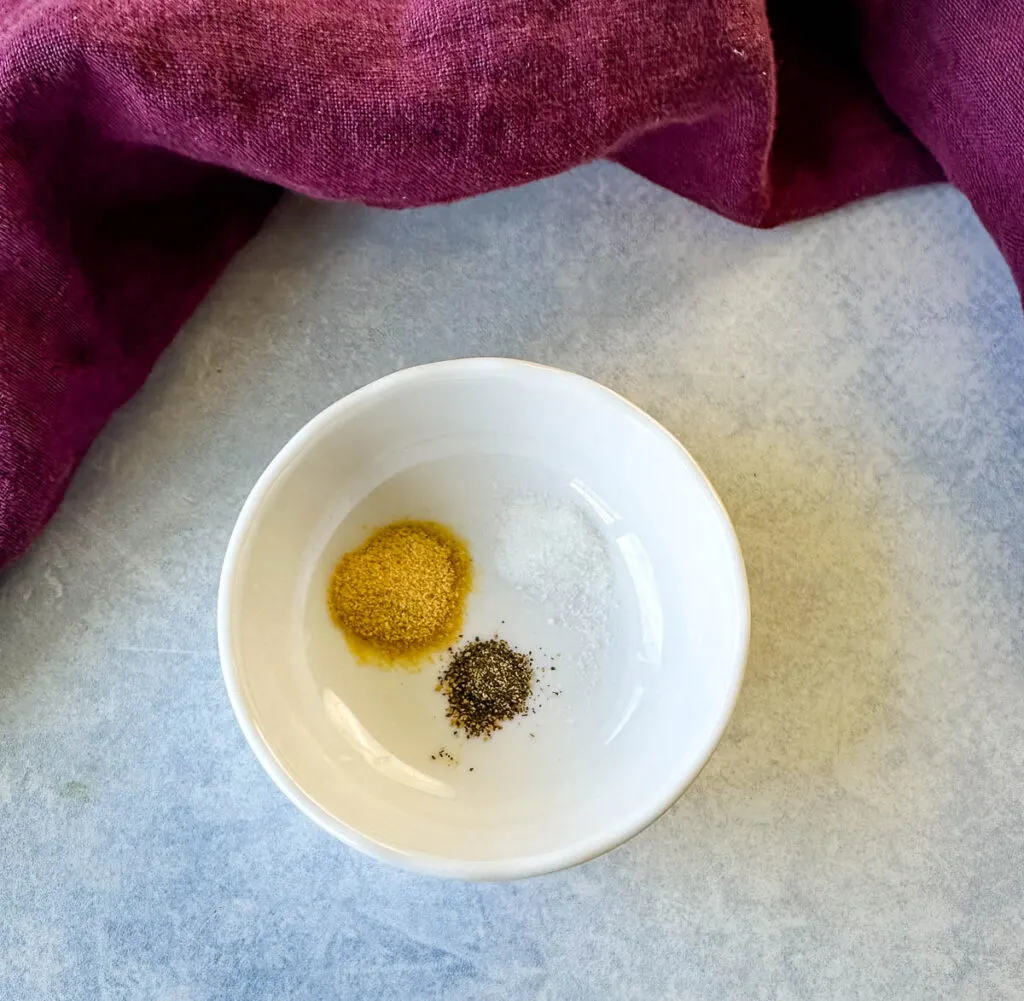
[218,359,748,879]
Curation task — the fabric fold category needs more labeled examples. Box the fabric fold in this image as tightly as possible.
[1,0,1020,565]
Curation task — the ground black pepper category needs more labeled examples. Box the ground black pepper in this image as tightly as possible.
[437,637,534,738]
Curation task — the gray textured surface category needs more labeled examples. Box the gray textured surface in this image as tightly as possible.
[2,163,1023,999]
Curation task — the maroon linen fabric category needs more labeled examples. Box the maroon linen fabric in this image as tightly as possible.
[1,0,1021,566]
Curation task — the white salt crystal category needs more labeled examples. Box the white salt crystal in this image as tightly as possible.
[495,493,614,641]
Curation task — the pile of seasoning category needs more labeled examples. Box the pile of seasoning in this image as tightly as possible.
[495,493,615,683]
[437,638,534,738]
[495,493,614,635]
[327,520,471,666]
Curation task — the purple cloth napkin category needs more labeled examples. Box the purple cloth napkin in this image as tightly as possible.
[1,0,1021,567]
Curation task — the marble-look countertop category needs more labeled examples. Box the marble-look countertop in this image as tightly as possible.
[2,164,1023,1000]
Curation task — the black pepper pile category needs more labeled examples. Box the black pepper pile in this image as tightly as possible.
[437,638,534,738]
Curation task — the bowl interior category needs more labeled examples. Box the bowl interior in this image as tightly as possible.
[221,362,747,876]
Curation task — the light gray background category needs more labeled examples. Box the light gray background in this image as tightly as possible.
[2,163,1023,999]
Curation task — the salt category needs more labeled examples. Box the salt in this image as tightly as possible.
[495,493,614,643]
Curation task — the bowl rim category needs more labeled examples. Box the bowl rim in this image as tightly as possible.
[217,357,750,880]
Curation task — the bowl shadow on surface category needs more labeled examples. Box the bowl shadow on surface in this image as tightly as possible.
[684,430,903,798]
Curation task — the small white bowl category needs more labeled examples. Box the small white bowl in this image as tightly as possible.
[218,359,748,880]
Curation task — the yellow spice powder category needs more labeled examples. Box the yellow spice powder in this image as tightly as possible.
[327,520,472,666]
